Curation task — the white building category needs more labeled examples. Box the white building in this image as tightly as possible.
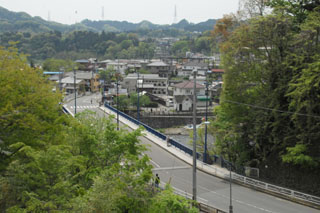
[172,80,207,111]
[178,61,209,77]
[122,74,168,95]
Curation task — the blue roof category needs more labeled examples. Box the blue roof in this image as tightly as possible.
[75,59,89,63]
[43,71,63,75]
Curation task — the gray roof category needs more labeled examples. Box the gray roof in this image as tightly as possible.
[125,73,167,80]
[183,61,208,68]
[147,61,168,67]
[173,81,205,89]
[59,77,83,84]
[66,71,97,80]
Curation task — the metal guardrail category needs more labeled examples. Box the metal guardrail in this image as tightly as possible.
[171,186,226,213]
[104,103,201,160]
[62,105,74,116]
[232,173,320,206]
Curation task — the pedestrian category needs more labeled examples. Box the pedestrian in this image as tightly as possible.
[91,99,92,104]
[155,173,160,188]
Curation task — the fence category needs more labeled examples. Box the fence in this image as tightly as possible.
[104,103,201,159]
[231,173,320,207]
[213,154,320,207]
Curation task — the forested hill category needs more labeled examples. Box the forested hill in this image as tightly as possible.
[0,6,217,33]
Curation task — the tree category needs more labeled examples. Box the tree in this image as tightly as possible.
[211,4,320,195]
[0,46,74,211]
[149,185,199,213]
[129,93,151,108]
[42,58,75,71]
[238,0,271,19]
[0,46,67,171]
[114,94,130,111]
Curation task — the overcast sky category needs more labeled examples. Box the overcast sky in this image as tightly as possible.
[0,0,239,25]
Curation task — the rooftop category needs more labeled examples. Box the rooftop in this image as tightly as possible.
[173,81,205,89]
[125,73,167,80]
[147,61,168,67]
[212,69,225,73]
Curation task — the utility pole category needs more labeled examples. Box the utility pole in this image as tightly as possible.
[204,70,211,163]
[229,163,233,213]
[59,67,64,92]
[74,68,77,114]
[192,69,197,201]
[116,59,119,131]
[137,70,140,122]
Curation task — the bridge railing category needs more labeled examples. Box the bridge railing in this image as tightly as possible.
[104,103,201,159]
[231,173,320,206]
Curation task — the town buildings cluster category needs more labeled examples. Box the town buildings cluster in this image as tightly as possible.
[45,55,224,112]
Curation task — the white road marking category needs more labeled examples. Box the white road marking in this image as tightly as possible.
[69,105,99,109]
[150,159,161,168]
[152,166,190,171]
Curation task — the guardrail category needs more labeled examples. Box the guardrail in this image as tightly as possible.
[104,103,201,159]
[231,173,320,207]
[62,105,74,116]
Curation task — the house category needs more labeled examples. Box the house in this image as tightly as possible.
[66,71,100,92]
[43,71,65,91]
[147,61,171,77]
[178,61,209,77]
[122,74,168,96]
[172,80,207,111]
[212,69,225,81]
[58,77,85,95]
[106,61,127,75]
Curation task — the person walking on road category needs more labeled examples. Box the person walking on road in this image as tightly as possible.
[155,173,160,188]
[90,99,93,104]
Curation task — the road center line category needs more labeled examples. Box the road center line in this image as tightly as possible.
[152,166,190,171]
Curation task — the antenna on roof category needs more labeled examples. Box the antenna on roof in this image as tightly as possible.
[101,6,104,20]
[173,5,177,24]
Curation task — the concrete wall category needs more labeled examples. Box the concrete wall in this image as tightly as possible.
[128,112,206,129]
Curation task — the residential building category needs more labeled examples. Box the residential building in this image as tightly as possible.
[122,74,168,95]
[66,71,100,92]
[212,69,224,81]
[147,61,171,77]
[58,77,85,95]
[172,80,207,111]
[178,61,209,77]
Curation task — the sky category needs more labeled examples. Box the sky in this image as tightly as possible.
[0,0,239,25]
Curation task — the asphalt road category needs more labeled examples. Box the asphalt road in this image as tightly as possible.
[65,94,320,213]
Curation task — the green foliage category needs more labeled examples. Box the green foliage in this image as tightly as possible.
[0,46,201,212]
[129,92,151,108]
[211,2,320,192]
[0,46,66,169]
[282,144,318,167]
[149,185,199,213]
[114,95,130,111]
[42,58,75,71]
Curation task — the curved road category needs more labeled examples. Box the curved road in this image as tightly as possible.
[65,94,319,213]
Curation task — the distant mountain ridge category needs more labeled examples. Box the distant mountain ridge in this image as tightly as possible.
[0,6,217,33]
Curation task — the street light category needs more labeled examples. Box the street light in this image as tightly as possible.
[204,70,212,163]
[74,67,77,114]
[192,69,197,201]
[137,70,140,122]
[229,161,233,213]
[116,59,119,131]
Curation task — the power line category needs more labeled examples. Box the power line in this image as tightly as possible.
[220,99,320,119]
